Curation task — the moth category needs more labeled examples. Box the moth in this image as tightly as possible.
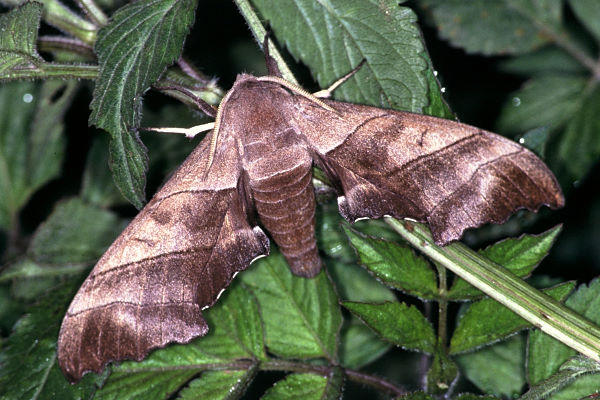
[58,58,564,382]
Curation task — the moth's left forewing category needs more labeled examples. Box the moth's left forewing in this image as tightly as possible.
[58,130,269,382]
[292,98,564,244]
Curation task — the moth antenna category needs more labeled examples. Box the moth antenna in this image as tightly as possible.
[142,123,215,139]
[257,76,338,113]
[313,59,367,98]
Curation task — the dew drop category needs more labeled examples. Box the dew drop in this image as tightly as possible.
[441,87,446,93]
[433,70,438,77]
[512,97,521,107]
[519,138,525,144]
[23,93,33,103]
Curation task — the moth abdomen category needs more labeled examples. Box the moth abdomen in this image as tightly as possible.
[246,145,321,277]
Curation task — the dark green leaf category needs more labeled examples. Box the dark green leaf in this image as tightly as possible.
[397,393,435,400]
[422,0,559,55]
[449,227,562,300]
[195,283,266,361]
[316,204,356,262]
[422,65,454,119]
[528,279,600,396]
[496,75,586,135]
[0,282,103,400]
[240,253,342,362]
[177,369,256,400]
[453,395,500,400]
[339,321,390,369]
[456,336,526,399]
[568,0,600,42]
[343,301,436,353]
[28,197,126,265]
[558,85,600,180]
[0,2,43,77]
[89,0,198,207]
[499,47,586,77]
[262,373,330,400]
[344,226,438,300]
[252,0,429,111]
[517,126,550,159]
[450,282,575,354]
[0,80,75,229]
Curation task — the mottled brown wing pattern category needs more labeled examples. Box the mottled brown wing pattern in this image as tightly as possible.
[57,137,269,383]
[292,99,564,244]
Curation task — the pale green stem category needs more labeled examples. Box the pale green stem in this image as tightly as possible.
[233,0,298,84]
[39,0,97,45]
[385,218,600,362]
[74,0,108,26]
[5,63,98,81]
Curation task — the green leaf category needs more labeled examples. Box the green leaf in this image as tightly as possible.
[177,370,256,400]
[453,395,500,400]
[517,126,550,159]
[0,2,43,77]
[344,226,438,300]
[397,393,435,400]
[422,0,560,55]
[455,335,526,399]
[558,85,600,180]
[449,227,562,300]
[499,47,586,77]
[343,301,436,353]
[240,253,342,361]
[262,373,332,400]
[0,80,76,230]
[252,0,428,112]
[89,0,198,207]
[568,0,600,42]
[450,282,575,354]
[0,282,103,400]
[28,197,127,265]
[528,279,600,394]
[339,321,390,369]
[520,356,600,400]
[328,261,395,303]
[426,350,458,395]
[195,283,266,361]
[496,75,586,135]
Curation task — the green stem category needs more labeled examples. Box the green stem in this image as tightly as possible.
[74,0,108,26]
[38,35,95,59]
[233,0,298,84]
[435,262,449,351]
[4,63,98,81]
[385,218,600,362]
[39,0,97,45]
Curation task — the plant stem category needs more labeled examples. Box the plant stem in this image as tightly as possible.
[38,36,95,59]
[74,0,108,27]
[435,262,449,351]
[38,0,97,45]
[4,63,98,81]
[233,0,298,84]
[385,218,600,362]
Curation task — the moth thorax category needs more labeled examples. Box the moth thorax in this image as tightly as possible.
[246,145,321,277]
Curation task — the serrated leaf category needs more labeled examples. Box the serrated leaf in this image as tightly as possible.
[344,226,438,300]
[422,0,560,55]
[328,261,395,303]
[178,370,256,400]
[569,0,600,42]
[558,85,600,180]
[449,227,562,300]
[343,301,436,353]
[339,321,390,369]
[0,2,43,76]
[528,279,600,391]
[0,80,75,229]
[28,197,127,265]
[496,75,586,135]
[262,373,331,400]
[89,0,198,207]
[499,47,586,77]
[450,282,575,354]
[520,356,600,400]
[195,283,266,361]
[252,0,428,112]
[455,335,526,398]
[422,64,454,119]
[0,282,102,400]
[240,253,341,361]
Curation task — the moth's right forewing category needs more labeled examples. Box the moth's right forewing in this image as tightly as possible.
[58,132,269,383]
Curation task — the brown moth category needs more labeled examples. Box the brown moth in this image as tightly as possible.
[57,65,564,382]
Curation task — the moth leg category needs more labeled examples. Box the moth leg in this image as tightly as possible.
[142,122,215,139]
[313,59,367,98]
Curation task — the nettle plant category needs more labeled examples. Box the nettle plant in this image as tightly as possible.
[1,1,600,399]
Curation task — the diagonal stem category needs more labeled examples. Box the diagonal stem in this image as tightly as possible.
[385,218,600,362]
